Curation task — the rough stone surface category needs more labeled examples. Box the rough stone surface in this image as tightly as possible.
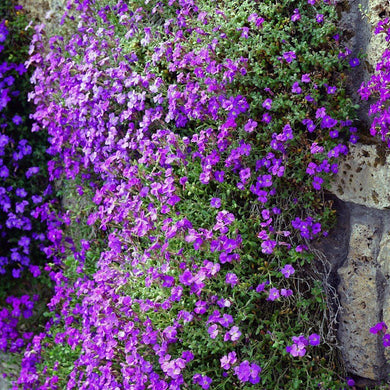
[18,0,68,36]
[330,143,390,209]
[336,206,388,380]
[0,352,18,390]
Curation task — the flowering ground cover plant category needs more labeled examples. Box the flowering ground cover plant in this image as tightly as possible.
[0,2,54,369]
[0,0,368,388]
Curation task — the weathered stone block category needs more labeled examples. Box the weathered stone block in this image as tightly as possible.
[331,144,390,209]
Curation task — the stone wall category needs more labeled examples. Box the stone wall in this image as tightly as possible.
[325,0,390,383]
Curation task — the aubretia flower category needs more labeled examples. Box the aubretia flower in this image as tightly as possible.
[220,351,237,370]
[16,188,27,197]
[326,85,337,94]
[262,98,273,110]
[321,115,337,129]
[286,342,306,357]
[316,14,324,23]
[268,287,280,301]
[239,167,251,183]
[234,361,261,384]
[25,167,39,178]
[225,326,241,341]
[248,13,264,27]
[261,239,276,254]
[283,51,296,63]
[12,115,23,125]
[281,264,295,278]
[349,57,360,67]
[244,119,257,133]
[370,321,388,334]
[225,272,238,286]
[281,288,293,297]
[312,176,323,190]
[208,324,219,339]
[262,112,272,123]
[329,129,339,138]
[301,74,311,83]
[308,333,320,346]
[214,170,225,183]
[193,374,212,389]
[210,197,221,208]
[291,9,301,22]
[383,334,390,347]
[256,283,266,293]
[292,82,302,94]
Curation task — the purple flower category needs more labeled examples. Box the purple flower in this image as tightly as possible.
[301,74,311,83]
[321,115,338,129]
[12,115,23,125]
[306,162,317,175]
[329,130,339,138]
[208,324,219,339]
[326,85,337,94]
[310,142,324,154]
[193,374,212,389]
[214,170,225,183]
[179,269,193,286]
[239,167,251,183]
[281,264,295,278]
[256,283,266,293]
[286,342,306,357]
[224,326,241,342]
[25,167,39,178]
[308,333,320,346]
[225,273,238,286]
[210,197,221,208]
[316,14,324,23]
[262,112,272,123]
[292,82,302,94]
[312,176,323,190]
[16,188,27,197]
[261,239,276,254]
[262,98,273,110]
[383,334,390,347]
[281,288,293,297]
[268,287,280,301]
[283,51,296,63]
[291,9,301,22]
[0,165,9,178]
[349,58,360,67]
[234,361,261,384]
[219,314,234,328]
[347,378,355,387]
[244,119,257,133]
[220,351,237,370]
[370,322,388,334]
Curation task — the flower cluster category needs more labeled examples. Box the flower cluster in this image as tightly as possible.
[4,0,360,388]
[0,294,37,352]
[286,333,321,357]
[0,5,50,279]
[370,321,390,347]
[358,18,390,145]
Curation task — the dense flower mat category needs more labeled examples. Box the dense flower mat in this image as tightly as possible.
[3,0,390,388]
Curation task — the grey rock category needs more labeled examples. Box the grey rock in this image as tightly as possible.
[337,208,385,380]
[330,143,390,209]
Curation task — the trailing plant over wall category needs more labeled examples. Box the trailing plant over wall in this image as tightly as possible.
[0,0,367,388]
